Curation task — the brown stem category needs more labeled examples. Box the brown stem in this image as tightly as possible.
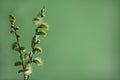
[14,28,29,80]
[29,27,39,62]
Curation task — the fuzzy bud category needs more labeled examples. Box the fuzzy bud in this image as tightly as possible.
[36,30,47,37]
[11,42,19,51]
[9,14,16,24]
[38,22,49,31]
[34,46,42,54]
[14,61,22,66]
[32,57,43,66]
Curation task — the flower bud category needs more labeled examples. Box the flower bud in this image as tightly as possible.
[32,57,43,66]
[38,22,49,31]
[24,64,32,75]
[14,61,22,66]
[11,42,19,51]
[18,69,24,74]
[9,14,16,24]
[20,47,26,52]
[34,46,42,54]
[36,30,47,37]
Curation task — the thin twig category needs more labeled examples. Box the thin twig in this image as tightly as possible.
[13,27,28,80]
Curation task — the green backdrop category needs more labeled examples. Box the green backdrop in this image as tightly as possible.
[0,0,120,80]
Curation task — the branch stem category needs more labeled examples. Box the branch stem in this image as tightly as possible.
[14,28,29,80]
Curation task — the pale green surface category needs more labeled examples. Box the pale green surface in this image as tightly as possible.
[0,0,120,80]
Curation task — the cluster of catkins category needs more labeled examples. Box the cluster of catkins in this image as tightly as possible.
[9,7,49,80]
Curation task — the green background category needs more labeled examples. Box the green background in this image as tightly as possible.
[0,0,120,80]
